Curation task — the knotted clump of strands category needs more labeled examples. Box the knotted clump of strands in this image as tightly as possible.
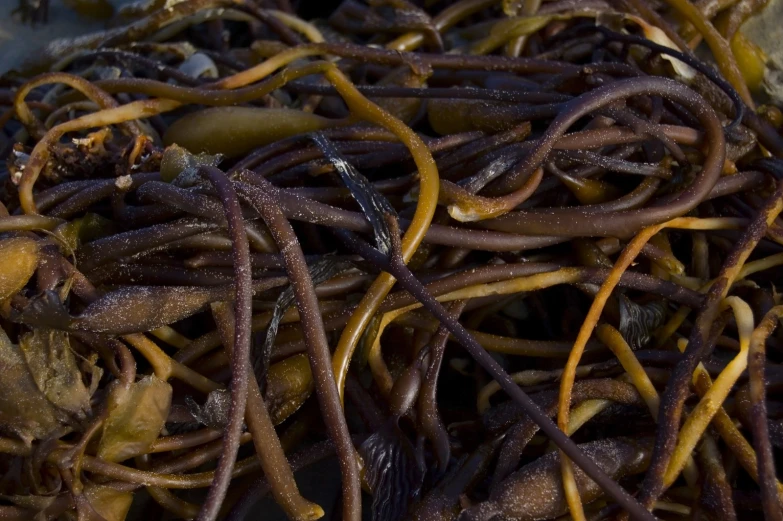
[1,0,783,520]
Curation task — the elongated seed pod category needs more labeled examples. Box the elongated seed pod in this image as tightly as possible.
[460,437,653,521]
[163,107,334,157]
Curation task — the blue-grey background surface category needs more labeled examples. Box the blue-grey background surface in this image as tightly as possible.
[0,0,132,73]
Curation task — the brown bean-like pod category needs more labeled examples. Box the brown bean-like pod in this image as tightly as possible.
[0,237,39,302]
[163,107,334,157]
[73,286,231,334]
[18,329,92,418]
[0,326,65,442]
[266,354,314,425]
[460,437,653,521]
[15,283,287,335]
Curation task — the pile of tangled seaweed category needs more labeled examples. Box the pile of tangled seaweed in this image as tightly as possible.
[2,0,783,520]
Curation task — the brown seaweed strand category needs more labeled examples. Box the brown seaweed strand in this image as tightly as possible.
[419,299,468,472]
[630,172,783,517]
[194,165,252,521]
[238,179,362,521]
[748,306,783,521]
[210,302,324,521]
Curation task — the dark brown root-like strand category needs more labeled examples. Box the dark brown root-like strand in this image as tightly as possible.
[238,179,362,521]
[193,165,253,521]
[748,307,783,521]
[418,300,468,472]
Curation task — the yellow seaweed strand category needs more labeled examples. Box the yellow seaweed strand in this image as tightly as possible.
[663,296,754,487]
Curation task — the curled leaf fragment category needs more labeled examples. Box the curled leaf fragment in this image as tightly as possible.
[98,375,172,462]
[19,329,92,418]
[83,483,133,521]
[0,326,64,443]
